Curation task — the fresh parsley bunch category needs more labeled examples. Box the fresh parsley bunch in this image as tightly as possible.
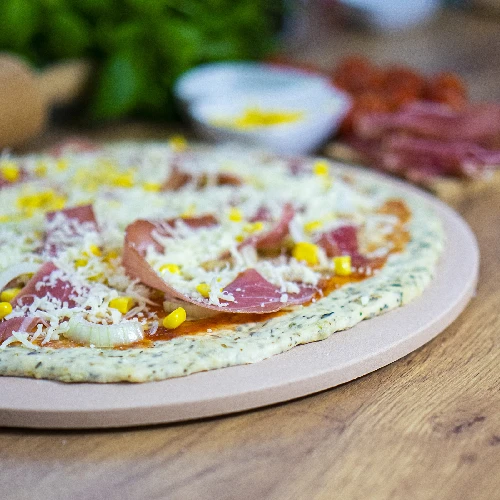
[0,0,282,120]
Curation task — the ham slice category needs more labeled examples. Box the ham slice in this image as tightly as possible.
[222,269,316,311]
[0,317,45,343]
[162,167,243,191]
[123,217,316,313]
[44,205,98,256]
[249,206,272,223]
[242,203,294,251]
[316,225,374,269]
[13,262,80,308]
[162,166,192,191]
[347,102,500,181]
[383,134,500,176]
[356,102,500,145]
[125,215,218,254]
[316,225,359,258]
[46,204,97,225]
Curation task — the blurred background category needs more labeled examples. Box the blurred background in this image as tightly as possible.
[0,0,498,122]
[0,0,499,184]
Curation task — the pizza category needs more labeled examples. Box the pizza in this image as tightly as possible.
[0,139,443,382]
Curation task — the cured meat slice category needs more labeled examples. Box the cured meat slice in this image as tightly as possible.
[383,135,500,176]
[316,225,374,269]
[44,205,99,256]
[316,225,359,258]
[356,102,500,145]
[162,166,192,191]
[249,206,272,223]
[123,217,316,313]
[346,101,500,181]
[162,166,243,191]
[222,269,316,310]
[13,262,81,308]
[0,317,45,343]
[242,203,294,251]
[46,204,97,225]
[125,215,218,254]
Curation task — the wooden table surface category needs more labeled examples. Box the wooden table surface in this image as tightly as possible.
[1,8,500,500]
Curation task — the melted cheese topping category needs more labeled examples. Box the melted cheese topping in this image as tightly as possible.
[0,141,405,349]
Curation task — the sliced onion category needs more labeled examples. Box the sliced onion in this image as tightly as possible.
[65,316,144,347]
[0,263,42,292]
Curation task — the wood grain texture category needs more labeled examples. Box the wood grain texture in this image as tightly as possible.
[1,8,499,500]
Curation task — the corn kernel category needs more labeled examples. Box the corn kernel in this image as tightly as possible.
[1,162,20,182]
[56,159,68,171]
[162,307,186,329]
[159,263,180,274]
[104,249,120,262]
[292,242,319,266]
[109,297,134,314]
[334,255,352,276]
[196,283,211,298]
[35,161,47,177]
[243,221,264,233]
[74,258,88,268]
[88,273,104,282]
[0,288,21,302]
[304,220,323,233]
[143,182,162,192]
[228,207,243,222]
[169,135,188,152]
[313,160,329,177]
[235,234,245,242]
[181,204,196,218]
[0,301,13,319]
[88,244,101,257]
[16,190,66,216]
[112,171,135,188]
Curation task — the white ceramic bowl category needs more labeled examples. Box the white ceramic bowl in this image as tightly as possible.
[174,62,351,155]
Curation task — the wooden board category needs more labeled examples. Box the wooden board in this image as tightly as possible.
[0,182,478,429]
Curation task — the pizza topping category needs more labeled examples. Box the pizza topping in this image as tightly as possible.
[0,143,415,350]
[162,307,187,329]
[16,189,66,218]
[0,161,27,188]
[64,315,144,347]
[0,262,41,295]
[0,288,22,302]
[333,256,352,276]
[220,269,316,311]
[0,302,13,319]
[292,242,319,266]
[125,230,316,314]
[240,203,294,251]
[162,166,243,191]
[316,225,358,258]
[44,204,99,257]
[109,296,135,314]
[13,262,81,308]
[124,210,320,314]
[0,317,47,349]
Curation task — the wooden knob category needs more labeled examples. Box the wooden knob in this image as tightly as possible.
[0,54,46,149]
[0,54,92,149]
